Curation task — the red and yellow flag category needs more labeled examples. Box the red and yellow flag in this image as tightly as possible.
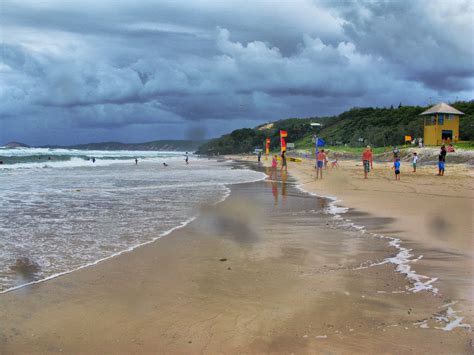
[280,130,288,153]
[265,138,271,156]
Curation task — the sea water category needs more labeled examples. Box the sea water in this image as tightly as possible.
[0,148,265,292]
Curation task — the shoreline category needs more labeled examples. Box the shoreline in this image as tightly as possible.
[1,160,472,353]
[293,182,441,295]
[0,166,266,295]
[229,155,473,327]
[0,216,198,295]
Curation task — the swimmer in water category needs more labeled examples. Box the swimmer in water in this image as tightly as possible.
[163,162,168,167]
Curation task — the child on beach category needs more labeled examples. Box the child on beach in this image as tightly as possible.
[361,146,373,179]
[393,158,401,180]
[316,149,326,179]
[412,152,418,172]
[271,155,278,178]
[437,146,446,176]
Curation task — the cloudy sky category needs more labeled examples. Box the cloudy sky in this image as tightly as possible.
[1,0,473,145]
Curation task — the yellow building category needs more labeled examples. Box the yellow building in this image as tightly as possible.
[420,102,464,146]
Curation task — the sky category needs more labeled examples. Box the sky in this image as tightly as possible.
[1,0,473,145]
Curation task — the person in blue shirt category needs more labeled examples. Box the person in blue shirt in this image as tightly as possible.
[393,158,401,180]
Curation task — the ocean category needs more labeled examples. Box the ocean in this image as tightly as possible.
[0,148,265,292]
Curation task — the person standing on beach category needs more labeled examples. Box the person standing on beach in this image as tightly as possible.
[438,145,447,176]
[257,151,261,163]
[316,149,326,179]
[135,158,138,165]
[393,158,401,180]
[280,150,287,172]
[185,152,189,165]
[362,146,373,179]
[412,152,418,172]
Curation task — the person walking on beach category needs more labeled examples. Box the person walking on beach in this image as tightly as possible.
[271,154,278,178]
[316,149,326,179]
[185,152,189,165]
[257,151,261,163]
[412,152,418,172]
[393,158,401,180]
[362,146,373,179]
[437,145,447,176]
[280,150,287,172]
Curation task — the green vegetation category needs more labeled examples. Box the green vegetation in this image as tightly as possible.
[455,141,474,150]
[196,101,474,155]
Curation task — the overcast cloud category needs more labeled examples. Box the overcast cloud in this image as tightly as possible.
[1,0,473,145]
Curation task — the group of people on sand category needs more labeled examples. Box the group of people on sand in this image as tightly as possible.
[268,150,288,179]
[361,145,449,180]
[269,149,339,180]
[264,144,451,181]
[314,149,339,179]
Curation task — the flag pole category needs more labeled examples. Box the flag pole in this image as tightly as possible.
[315,135,318,164]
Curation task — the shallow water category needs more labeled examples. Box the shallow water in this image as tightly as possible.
[0,156,264,291]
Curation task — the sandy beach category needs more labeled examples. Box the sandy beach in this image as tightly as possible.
[257,154,474,319]
[1,159,473,353]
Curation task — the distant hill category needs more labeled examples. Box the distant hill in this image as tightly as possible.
[196,101,474,155]
[42,140,208,152]
[3,142,30,148]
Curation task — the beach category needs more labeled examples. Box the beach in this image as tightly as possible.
[264,155,473,320]
[1,158,473,353]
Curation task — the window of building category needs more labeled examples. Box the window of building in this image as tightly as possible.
[425,116,436,125]
[438,114,444,125]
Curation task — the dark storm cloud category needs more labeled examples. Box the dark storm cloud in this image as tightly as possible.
[337,0,474,91]
[1,0,472,145]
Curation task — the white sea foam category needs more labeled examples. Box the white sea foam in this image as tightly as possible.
[0,215,197,294]
[435,307,471,331]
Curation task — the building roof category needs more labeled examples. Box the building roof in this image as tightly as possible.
[419,102,465,116]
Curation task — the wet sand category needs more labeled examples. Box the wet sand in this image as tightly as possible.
[0,162,472,353]
[287,157,473,323]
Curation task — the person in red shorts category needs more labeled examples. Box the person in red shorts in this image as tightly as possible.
[316,149,326,179]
